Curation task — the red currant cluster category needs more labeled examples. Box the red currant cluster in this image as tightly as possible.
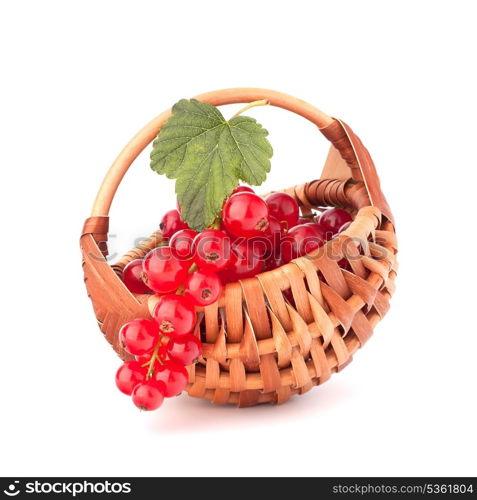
[116,186,353,411]
[115,318,201,410]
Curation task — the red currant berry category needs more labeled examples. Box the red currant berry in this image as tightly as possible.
[170,229,197,259]
[263,215,283,248]
[232,185,255,195]
[160,209,188,238]
[265,192,299,231]
[268,215,284,236]
[153,294,196,337]
[121,259,151,294]
[193,229,231,271]
[115,361,147,395]
[296,217,312,226]
[167,335,202,365]
[219,221,238,241]
[264,253,283,271]
[154,362,189,397]
[220,239,264,281]
[184,269,222,306]
[222,192,270,238]
[142,246,190,294]
[131,380,165,411]
[281,223,326,263]
[245,235,268,260]
[119,319,159,356]
[319,208,353,236]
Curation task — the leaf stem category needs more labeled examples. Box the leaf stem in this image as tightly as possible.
[231,99,269,119]
[210,218,222,230]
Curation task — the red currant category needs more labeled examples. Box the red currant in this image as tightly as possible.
[232,185,255,195]
[170,228,197,259]
[222,192,269,238]
[154,362,189,397]
[160,209,188,238]
[281,223,326,263]
[184,270,223,306]
[142,246,190,294]
[241,215,282,264]
[153,294,196,337]
[115,361,147,395]
[219,220,237,241]
[122,259,151,294]
[264,253,283,271]
[296,216,313,226]
[167,334,202,365]
[119,318,159,356]
[220,239,264,281]
[319,208,353,236]
[265,192,299,231]
[264,215,283,243]
[131,380,165,410]
[193,229,231,271]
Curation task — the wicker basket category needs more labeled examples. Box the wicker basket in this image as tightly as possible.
[81,88,398,407]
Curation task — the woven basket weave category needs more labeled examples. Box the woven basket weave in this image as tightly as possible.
[81,88,398,407]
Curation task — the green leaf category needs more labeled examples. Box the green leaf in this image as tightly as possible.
[150,99,273,231]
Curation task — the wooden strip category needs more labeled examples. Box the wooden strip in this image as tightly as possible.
[343,271,378,311]
[350,310,373,345]
[310,338,331,384]
[187,376,206,399]
[212,388,231,405]
[205,358,220,389]
[259,353,282,393]
[224,282,244,343]
[290,348,312,388]
[211,322,228,364]
[307,293,334,347]
[330,332,351,369]
[321,283,355,334]
[274,386,293,405]
[229,359,246,392]
[269,309,293,368]
[238,390,260,408]
[239,312,261,372]
[241,278,271,340]
[293,257,324,306]
[286,304,312,357]
[257,271,292,331]
[281,264,313,323]
[204,300,219,343]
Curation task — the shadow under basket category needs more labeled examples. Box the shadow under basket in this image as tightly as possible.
[80,88,398,407]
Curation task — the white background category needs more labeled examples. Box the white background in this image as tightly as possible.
[1,0,476,477]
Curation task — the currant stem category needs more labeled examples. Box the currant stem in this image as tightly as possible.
[188,263,198,274]
[231,99,269,119]
[146,343,160,379]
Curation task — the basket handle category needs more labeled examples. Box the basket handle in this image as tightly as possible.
[90,88,393,223]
